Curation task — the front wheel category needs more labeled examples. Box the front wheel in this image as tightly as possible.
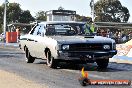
[96,59,109,69]
[25,48,35,63]
[46,50,58,68]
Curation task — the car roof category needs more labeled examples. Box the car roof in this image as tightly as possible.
[38,21,85,25]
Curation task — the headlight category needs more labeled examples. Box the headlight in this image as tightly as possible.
[62,45,69,50]
[55,44,61,50]
[103,45,110,50]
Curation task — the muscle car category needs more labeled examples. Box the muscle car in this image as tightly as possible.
[19,21,117,68]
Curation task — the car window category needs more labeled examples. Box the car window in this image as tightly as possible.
[45,25,56,35]
[37,25,45,36]
[30,23,93,36]
[30,25,41,35]
[45,23,84,36]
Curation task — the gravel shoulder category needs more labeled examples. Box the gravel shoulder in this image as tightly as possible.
[0,70,48,88]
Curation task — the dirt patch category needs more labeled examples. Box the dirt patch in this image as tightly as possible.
[0,70,48,88]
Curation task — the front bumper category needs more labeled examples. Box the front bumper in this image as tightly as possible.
[57,50,117,60]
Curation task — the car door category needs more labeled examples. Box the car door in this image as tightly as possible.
[34,24,46,59]
[27,25,41,57]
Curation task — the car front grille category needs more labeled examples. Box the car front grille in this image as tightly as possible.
[69,43,112,51]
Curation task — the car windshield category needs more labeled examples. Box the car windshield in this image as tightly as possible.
[45,23,93,36]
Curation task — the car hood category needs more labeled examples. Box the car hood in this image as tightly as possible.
[49,36,114,44]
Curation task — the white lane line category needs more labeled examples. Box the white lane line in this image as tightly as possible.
[61,69,110,79]
[0,51,12,53]
[0,53,16,55]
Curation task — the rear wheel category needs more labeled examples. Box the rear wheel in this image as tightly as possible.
[25,48,35,63]
[46,50,58,68]
[96,59,109,69]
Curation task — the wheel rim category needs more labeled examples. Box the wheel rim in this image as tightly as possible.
[25,48,29,62]
[47,51,53,66]
[25,48,30,62]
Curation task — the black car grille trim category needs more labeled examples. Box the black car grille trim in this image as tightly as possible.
[68,43,112,51]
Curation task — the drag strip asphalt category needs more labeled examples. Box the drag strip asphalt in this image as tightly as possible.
[0,46,132,88]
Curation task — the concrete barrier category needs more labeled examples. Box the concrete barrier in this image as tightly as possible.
[111,39,132,64]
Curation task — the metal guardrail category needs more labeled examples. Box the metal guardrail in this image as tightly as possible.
[95,26,132,29]
[95,22,132,29]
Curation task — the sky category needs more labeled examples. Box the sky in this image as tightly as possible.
[0,0,132,22]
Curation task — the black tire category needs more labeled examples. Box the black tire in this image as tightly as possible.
[67,62,79,69]
[96,59,109,69]
[25,48,35,63]
[46,50,58,68]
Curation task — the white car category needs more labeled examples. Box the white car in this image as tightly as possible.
[19,21,117,68]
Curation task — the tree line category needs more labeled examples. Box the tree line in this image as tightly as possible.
[0,3,34,33]
[0,3,91,33]
[94,0,130,22]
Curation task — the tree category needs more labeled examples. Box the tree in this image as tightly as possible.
[76,14,92,22]
[19,10,34,23]
[0,6,3,33]
[0,3,35,33]
[7,3,21,23]
[35,11,46,21]
[94,0,130,22]
[6,3,34,23]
